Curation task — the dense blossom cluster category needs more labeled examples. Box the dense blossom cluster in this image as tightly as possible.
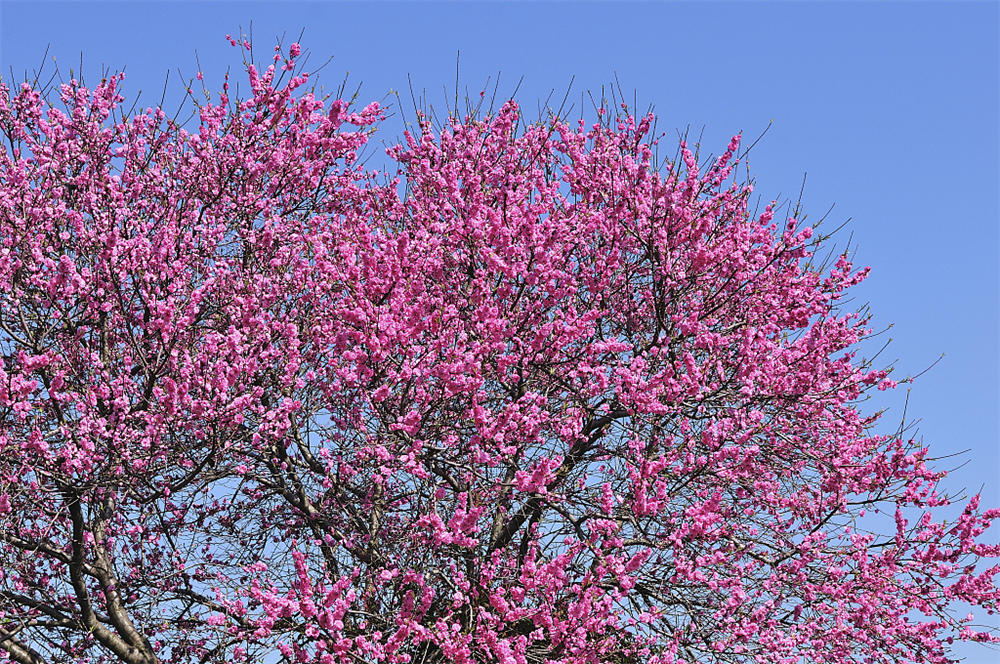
[0,40,997,664]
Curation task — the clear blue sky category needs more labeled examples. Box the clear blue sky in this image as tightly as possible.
[1,1,997,661]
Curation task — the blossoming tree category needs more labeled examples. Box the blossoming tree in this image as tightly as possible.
[0,40,997,664]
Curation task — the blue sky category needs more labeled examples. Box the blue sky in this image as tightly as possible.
[1,1,997,661]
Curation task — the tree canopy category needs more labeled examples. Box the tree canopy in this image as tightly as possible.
[0,40,997,664]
